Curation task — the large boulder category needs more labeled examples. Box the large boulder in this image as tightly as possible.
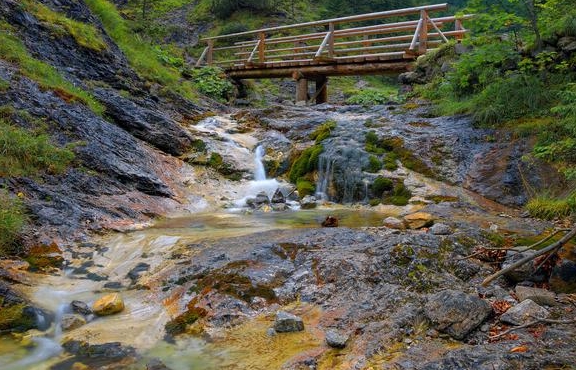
[424,290,492,339]
[93,293,125,316]
[403,212,434,229]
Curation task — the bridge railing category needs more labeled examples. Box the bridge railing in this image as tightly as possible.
[195,3,472,69]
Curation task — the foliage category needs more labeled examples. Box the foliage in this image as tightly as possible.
[346,89,392,105]
[365,155,382,173]
[21,0,107,51]
[0,27,104,114]
[309,120,336,144]
[372,176,393,196]
[0,190,27,256]
[0,118,75,177]
[153,46,184,67]
[526,193,576,220]
[210,0,279,19]
[190,67,234,102]
[383,152,398,171]
[385,180,412,206]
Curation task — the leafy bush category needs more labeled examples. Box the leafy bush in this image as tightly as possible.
[346,89,391,105]
[365,155,382,173]
[190,67,234,102]
[0,118,75,177]
[383,152,398,171]
[0,191,27,256]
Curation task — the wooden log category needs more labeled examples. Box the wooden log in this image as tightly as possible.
[314,76,328,104]
[296,77,308,102]
[418,10,429,54]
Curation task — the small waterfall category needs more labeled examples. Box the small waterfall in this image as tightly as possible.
[315,154,335,201]
[254,145,266,181]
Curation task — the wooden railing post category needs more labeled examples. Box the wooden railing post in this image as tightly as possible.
[207,40,214,65]
[455,19,464,41]
[328,22,335,58]
[418,9,428,54]
[258,32,266,63]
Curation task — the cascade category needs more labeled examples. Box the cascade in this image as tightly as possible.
[315,154,335,201]
[234,145,279,207]
[254,145,266,181]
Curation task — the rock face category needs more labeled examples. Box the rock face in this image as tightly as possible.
[404,212,435,230]
[93,294,124,316]
[61,314,86,331]
[274,311,304,333]
[500,299,549,326]
[424,290,492,339]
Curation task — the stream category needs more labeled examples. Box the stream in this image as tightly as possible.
[0,103,557,369]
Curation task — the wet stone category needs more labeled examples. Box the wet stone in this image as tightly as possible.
[500,299,549,326]
[300,195,317,210]
[127,262,150,282]
[93,293,125,316]
[61,314,86,331]
[146,358,171,370]
[274,311,304,333]
[103,281,123,290]
[246,192,270,208]
[325,329,348,348]
[71,300,92,316]
[271,189,286,203]
[549,259,576,294]
[429,223,452,235]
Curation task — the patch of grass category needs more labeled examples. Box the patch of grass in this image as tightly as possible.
[0,190,27,256]
[188,66,232,102]
[526,194,576,220]
[84,0,197,100]
[0,118,75,177]
[309,119,336,144]
[0,27,104,114]
[22,0,107,51]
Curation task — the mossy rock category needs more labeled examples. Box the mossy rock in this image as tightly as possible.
[289,144,323,184]
[310,120,336,144]
[0,303,37,332]
[296,179,315,198]
[165,305,207,336]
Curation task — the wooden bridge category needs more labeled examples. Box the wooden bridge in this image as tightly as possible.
[195,3,472,104]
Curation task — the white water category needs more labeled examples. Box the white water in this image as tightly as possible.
[234,145,280,207]
[315,155,334,201]
[254,145,266,181]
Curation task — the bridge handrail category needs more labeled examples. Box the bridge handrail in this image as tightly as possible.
[201,3,448,41]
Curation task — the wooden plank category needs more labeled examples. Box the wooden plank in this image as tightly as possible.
[334,42,412,54]
[202,3,448,41]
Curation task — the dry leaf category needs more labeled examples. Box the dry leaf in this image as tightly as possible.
[510,345,528,353]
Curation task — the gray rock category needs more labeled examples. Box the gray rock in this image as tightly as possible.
[71,300,92,316]
[246,192,270,208]
[500,299,549,326]
[325,329,348,348]
[515,285,556,306]
[61,314,87,331]
[424,290,492,339]
[383,217,405,230]
[63,340,136,359]
[429,223,452,235]
[300,195,317,209]
[271,203,288,211]
[274,311,304,333]
[271,189,286,203]
[550,259,576,293]
[147,358,171,370]
[501,250,538,283]
[127,262,150,282]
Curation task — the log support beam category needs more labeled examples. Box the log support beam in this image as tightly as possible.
[296,77,308,103]
[315,76,328,104]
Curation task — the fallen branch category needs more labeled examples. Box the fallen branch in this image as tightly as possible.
[490,318,576,340]
[481,225,576,287]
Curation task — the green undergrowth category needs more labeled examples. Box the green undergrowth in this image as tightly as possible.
[0,24,104,114]
[526,193,576,220]
[188,66,233,102]
[0,117,75,177]
[84,0,197,100]
[22,0,107,51]
[0,190,27,256]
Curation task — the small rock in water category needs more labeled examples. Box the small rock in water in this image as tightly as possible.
[300,195,317,210]
[515,285,557,306]
[274,311,304,333]
[93,293,125,316]
[500,299,549,326]
[325,329,348,348]
[246,192,270,208]
[71,300,92,316]
[383,217,405,230]
[429,223,452,235]
[103,281,123,290]
[271,203,288,211]
[271,189,286,204]
[403,212,434,229]
[321,216,339,228]
[61,314,86,331]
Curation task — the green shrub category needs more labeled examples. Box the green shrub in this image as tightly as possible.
[383,152,398,171]
[296,179,315,198]
[0,28,104,114]
[190,67,234,102]
[365,155,382,173]
[288,144,323,184]
[385,181,412,206]
[372,176,393,197]
[0,119,75,177]
[0,191,27,256]
[309,120,336,144]
[346,89,391,105]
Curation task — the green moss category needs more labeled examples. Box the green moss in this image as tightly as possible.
[22,0,107,51]
[309,120,336,144]
[207,152,242,180]
[372,176,393,197]
[0,28,104,114]
[0,301,36,332]
[165,306,206,336]
[296,179,315,198]
[191,139,207,152]
[288,144,323,184]
[0,118,75,177]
